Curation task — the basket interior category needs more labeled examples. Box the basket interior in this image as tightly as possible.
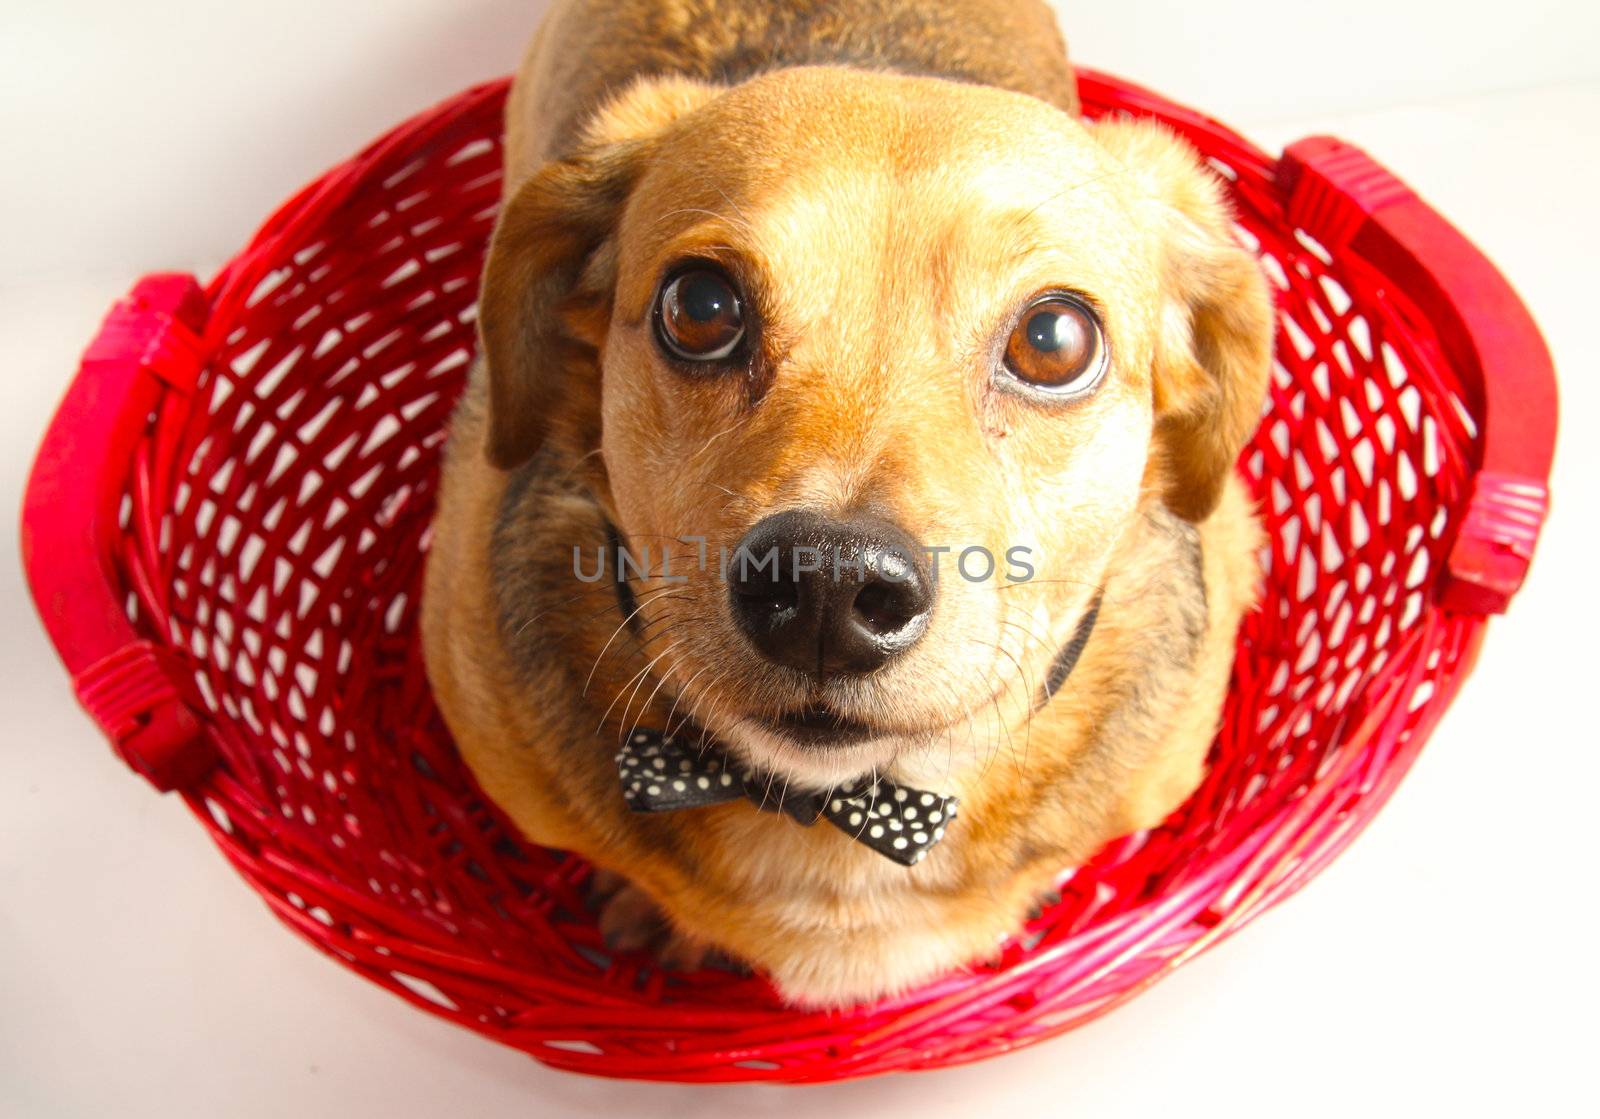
[113,76,1486,1079]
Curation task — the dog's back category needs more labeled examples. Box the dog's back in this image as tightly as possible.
[508,0,1078,184]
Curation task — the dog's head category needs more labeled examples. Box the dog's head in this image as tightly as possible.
[481,68,1271,788]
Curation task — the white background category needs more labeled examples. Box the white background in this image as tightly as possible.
[3,2,1597,1116]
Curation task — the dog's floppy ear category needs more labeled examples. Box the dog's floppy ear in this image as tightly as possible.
[1097,119,1274,522]
[479,77,720,470]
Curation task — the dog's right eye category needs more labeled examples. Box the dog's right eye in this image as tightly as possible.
[1000,295,1106,397]
[655,268,746,362]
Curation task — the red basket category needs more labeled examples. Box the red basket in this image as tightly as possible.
[21,69,1556,1082]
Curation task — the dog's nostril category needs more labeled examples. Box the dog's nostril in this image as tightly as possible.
[853,581,911,636]
[734,577,799,616]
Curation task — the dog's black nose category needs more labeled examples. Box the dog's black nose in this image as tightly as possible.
[728,510,933,677]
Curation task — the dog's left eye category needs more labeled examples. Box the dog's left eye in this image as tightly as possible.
[655,268,747,362]
[1001,296,1106,396]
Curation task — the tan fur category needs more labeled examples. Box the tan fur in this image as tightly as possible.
[422,0,1272,1007]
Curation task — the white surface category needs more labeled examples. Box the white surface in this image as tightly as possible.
[2,4,1597,1116]
[2,0,1593,279]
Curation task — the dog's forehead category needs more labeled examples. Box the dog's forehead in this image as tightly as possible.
[694,67,1085,157]
[620,70,1152,310]
[647,67,1122,209]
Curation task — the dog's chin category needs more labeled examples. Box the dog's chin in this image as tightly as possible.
[711,715,906,791]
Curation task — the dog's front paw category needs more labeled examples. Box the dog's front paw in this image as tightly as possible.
[591,873,718,972]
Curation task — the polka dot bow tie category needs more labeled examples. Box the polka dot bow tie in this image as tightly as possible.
[615,730,959,867]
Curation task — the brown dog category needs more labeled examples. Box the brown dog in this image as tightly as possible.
[422,0,1272,1006]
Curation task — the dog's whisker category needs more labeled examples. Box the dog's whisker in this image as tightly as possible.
[998,613,1055,654]
[644,205,758,238]
[690,419,746,464]
[661,664,712,739]
[995,612,1048,764]
[995,576,1114,598]
[996,617,1047,685]
[756,768,779,813]
[625,607,681,652]
[710,184,754,229]
[621,640,690,750]
[579,580,677,629]
[603,639,683,737]
[554,446,606,485]
[581,587,680,695]
[1011,168,1127,230]
[583,606,681,706]
[963,648,1016,782]
[511,580,625,637]
[511,577,663,649]
[989,689,1022,779]
[689,478,758,518]
[984,630,1037,774]
[596,652,666,735]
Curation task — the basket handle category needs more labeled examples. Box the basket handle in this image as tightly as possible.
[21,274,216,791]
[1277,137,1557,615]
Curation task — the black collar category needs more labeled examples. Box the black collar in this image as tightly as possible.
[1039,594,1102,708]
[607,522,642,631]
